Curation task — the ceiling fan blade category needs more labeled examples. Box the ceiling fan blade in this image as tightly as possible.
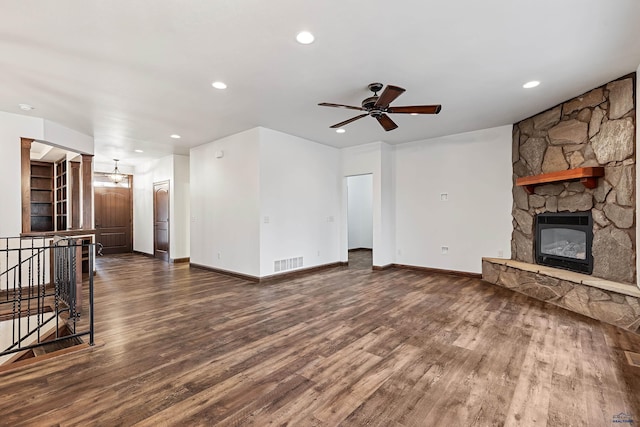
[374,85,405,108]
[330,113,369,128]
[387,105,442,114]
[375,114,398,131]
[319,102,365,111]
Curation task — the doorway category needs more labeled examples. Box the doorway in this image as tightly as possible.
[94,175,133,254]
[347,174,373,267]
[153,181,170,262]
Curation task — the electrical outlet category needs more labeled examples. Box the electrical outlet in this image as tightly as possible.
[264,216,269,224]
[397,249,402,255]
[327,216,334,222]
[217,252,221,259]
[441,246,449,255]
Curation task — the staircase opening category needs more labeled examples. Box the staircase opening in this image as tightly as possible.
[0,236,95,368]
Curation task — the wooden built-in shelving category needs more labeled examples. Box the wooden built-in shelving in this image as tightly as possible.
[516,167,605,194]
[55,160,68,231]
[29,161,54,232]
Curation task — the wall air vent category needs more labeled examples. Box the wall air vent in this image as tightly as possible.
[274,257,303,272]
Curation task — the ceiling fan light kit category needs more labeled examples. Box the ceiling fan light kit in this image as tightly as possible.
[319,83,442,131]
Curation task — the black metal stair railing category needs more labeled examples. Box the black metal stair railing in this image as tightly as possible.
[0,236,95,362]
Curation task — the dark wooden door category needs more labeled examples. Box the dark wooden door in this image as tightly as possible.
[153,181,170,262]
[95,186,133,254]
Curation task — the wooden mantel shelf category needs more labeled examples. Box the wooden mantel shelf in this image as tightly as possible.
[516,167,604,194]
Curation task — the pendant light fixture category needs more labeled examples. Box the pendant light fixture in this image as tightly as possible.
[110,159,124,183]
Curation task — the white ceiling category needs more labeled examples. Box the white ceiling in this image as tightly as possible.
[1,1,639,166]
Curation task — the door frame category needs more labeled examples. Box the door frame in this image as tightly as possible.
[153,180,170,262]
[345,173,374,266]
[94,177,134,254]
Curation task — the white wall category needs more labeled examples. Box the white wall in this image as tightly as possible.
[347,174,373,249]
[0,111,94,237]
[342,142,395,267]
[42,120,93,155]
[172,155,190,259]
[380,142,396,265]
[134,156,173,255]
[259,128,341,276]
[190,129,261,276]
[0,112,44,237]
[133,154,190,260]
[394,125,513,274]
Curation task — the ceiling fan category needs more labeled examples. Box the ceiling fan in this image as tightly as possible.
[318,83,442,131]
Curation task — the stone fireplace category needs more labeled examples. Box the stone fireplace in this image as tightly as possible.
[482,73,640,333]
[511,74,636,285]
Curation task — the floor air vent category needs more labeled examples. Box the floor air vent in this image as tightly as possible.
[624,351,640,367]
[274,257,303,272]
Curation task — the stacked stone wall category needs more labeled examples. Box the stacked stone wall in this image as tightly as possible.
[511,74,636,284]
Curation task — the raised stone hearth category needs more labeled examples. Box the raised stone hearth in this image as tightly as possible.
[511,73,636,284]
[482,258,640,333]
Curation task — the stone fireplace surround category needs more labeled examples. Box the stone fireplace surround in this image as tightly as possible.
[482,73,639,332]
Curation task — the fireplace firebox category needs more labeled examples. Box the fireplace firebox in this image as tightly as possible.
[535,212,593,274]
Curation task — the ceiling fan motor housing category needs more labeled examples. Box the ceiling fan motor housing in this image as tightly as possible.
[362,96,379,110]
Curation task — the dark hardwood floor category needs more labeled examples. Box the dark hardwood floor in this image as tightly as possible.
[2,250,640,426]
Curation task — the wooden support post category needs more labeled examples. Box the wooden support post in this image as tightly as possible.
[21,138,33,233]
[81,154,93,230]
[70,161,81,229]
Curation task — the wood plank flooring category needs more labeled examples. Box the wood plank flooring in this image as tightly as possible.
[2,250,640,426]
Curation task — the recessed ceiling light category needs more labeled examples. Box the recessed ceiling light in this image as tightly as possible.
[170,134,181,139]
[134,149,144,153]
[211,81,227,90]
[296,31,315,45]
[523,81,540,89]
[336,128,346,134]
[19,103,34,111]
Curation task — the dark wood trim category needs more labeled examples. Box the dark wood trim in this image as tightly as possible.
[190,263,260,283]
[81,154,93,229]
[21,138,33,233]
[171,257,190,264]
[516,167,604,194]
[348,248,372,252]
[392,263,482,278]
[20,229,95,238]
[70,161,81,229]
